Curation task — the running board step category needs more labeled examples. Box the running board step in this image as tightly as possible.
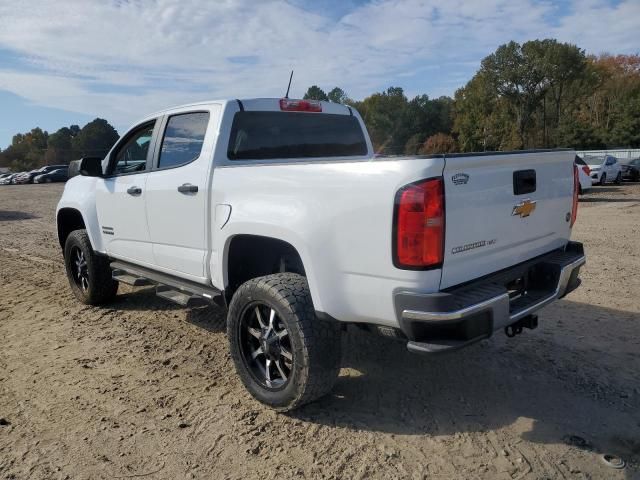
[110,260,223,308]
[155,286,210,308]
[112,270,154,286]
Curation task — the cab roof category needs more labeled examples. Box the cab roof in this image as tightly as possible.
[147,98,353,119]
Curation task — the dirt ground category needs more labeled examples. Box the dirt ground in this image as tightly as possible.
[0,182,639,480]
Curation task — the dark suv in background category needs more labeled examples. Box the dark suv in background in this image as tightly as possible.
[34,167,69,183]
[621,158,640,182]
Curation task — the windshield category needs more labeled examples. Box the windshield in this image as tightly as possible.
[584,156,604,166]
[227,112,368,161]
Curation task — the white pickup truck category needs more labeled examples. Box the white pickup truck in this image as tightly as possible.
[57,98,585,410]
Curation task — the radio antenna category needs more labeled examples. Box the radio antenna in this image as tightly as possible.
[284,70,294,98]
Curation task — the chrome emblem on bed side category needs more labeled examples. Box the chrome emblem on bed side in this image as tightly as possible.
[512,199,536,218]
[452,173,469,185]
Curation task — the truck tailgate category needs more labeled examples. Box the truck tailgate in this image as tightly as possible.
[440,150,575,289]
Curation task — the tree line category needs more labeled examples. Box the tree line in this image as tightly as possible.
[304,39,640,154]
[2,38,638,171]
[0,119,119,171]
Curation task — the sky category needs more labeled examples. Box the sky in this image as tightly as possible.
[0,0,639,149]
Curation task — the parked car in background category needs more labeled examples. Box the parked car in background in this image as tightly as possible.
[0,173,14,185]
[13,168,40,184]
[621,158,640,182]
[14,165,67,184]
[34,167,69,183]
[1,173,17,185]
[4,172,24,184]
[585,155,622,185]
[574,156,592,194]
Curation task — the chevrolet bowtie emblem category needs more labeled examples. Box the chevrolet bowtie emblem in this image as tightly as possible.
[512,199,536,218]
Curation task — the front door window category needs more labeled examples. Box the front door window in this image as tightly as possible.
[111,122,155,175]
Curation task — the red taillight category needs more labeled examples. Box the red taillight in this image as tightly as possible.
[571,164,579,227]
[279,98,322,112]
[581,165,590,176]
[394,177,445,268]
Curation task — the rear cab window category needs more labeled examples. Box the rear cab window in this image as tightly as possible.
[227,111,368,161]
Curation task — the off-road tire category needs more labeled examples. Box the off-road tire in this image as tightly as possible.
[227,273,341,411]
[599,173,606,185]
[64,229,118,305]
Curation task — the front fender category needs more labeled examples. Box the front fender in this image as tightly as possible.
[56,176,104,252]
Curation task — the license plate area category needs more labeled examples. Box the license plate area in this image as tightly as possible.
[506,276,527,302]
[506,263,559,314]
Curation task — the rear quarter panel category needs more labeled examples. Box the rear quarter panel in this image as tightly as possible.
[211,158,445,327]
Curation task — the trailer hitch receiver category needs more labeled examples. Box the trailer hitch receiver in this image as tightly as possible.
[505,314,538,338]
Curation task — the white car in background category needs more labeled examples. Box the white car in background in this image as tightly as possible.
[574,156,592,194]
[585,155,622,185]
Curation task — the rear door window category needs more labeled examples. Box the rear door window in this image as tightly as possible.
[227,112,367,161]
[158,112,210,169]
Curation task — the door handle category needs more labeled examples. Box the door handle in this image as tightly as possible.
[177,183,198,194]
[127,186,142,196]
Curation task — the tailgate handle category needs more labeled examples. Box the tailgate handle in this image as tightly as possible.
[513,170,536,195]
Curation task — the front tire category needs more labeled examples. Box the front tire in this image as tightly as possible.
[64,229,118,305]
[599,173,607,186]
[227,273,341,411]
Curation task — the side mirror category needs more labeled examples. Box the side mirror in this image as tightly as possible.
[68,157,103,178]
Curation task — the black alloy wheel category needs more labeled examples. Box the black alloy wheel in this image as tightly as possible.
[70,246,90,292]
[239,303,294,390]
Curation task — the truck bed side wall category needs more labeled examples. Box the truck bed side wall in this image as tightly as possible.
[210,158,445,327]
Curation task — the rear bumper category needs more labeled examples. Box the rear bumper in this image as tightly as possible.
[394,242,585,354]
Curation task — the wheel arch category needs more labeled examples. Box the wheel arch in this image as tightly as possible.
[57,208,87,249]
[223,234,312,306]
[56,176,105,253]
